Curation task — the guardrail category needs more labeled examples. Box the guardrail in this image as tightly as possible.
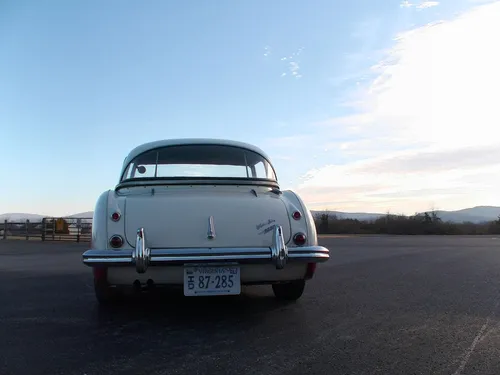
[0,217,92,242]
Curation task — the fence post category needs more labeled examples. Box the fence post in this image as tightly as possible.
[77,218,81,243]
[2,220,6,240]
[26,219,30,240]
[41,218,46,241]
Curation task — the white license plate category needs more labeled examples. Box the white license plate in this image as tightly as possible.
[183,266,241,296]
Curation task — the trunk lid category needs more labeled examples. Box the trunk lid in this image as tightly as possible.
[123,187,291,248]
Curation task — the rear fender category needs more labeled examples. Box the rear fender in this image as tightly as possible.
[106,191,128,247]
[282,190,318,246]
[91,191,109,250]
[91,190,127,250]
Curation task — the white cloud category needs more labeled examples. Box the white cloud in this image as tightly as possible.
[277,47,304,78]
[263,46,271,57]
[288,61,302,78]
[417,1,439,9]
[295,1,500,213]
[400,1,439,9]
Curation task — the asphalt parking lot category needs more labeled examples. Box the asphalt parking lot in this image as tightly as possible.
[1,235,500,375]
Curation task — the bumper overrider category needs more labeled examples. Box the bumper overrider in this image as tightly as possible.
[82,226,329,274]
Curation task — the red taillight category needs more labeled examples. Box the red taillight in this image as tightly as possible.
[292,211,302,220]
[111,212,121,222]
[109,235,123,248]
[293,232,307,246]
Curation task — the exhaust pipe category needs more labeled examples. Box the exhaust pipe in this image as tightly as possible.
[132,279,155,291]
[133,279,142,291]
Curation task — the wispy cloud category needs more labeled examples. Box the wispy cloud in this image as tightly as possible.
[400,0,440,9]
[273,1,500,213]
[349,144,500,175]
[417,1,439,9]
[263,46,271,57]
[263,45,304,78]
[279,47,304,78]
[288,61,301,78]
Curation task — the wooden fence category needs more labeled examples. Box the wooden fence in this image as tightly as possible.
[0,217,92,242]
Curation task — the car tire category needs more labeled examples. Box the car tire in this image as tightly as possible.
[272,280,305,301]
[94,279,122,306]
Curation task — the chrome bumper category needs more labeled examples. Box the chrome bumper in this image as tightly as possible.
[82,226,329,273]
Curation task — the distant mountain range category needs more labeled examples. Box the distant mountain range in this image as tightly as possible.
[311,206,500,224]
[1,206,499,224]
[0,211,93,223]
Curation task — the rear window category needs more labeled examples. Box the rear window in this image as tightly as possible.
[121,144,277,181]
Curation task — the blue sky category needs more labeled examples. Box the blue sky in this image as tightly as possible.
[1,0,499,216]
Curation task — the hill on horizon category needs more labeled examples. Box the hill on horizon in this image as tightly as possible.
[0,211,94,223]
[312,205,500,224]
[1,206,499,224]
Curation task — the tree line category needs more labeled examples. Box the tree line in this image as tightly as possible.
[314,211,500,235]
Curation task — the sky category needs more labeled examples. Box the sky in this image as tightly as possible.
[1,0,499,216]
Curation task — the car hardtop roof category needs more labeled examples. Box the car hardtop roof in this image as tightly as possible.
[122,138,273,168]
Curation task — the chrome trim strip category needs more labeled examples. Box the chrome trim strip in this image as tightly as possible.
[82,245,329,269]
[85,257,133,264]
[115,178,280,192]
[83,246,328,257]
[83,224,328,272]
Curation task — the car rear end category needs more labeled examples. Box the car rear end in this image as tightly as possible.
[84,186,328,299]
[82,140,329,303]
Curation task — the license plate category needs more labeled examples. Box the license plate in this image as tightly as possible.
[183,265,241,296]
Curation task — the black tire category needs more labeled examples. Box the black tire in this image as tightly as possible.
[94,279,122,306]
[272,280,306,301]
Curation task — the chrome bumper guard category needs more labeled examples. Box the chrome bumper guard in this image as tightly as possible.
[82,226,329,274]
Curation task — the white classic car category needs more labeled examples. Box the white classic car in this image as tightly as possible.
[82,139,329,304]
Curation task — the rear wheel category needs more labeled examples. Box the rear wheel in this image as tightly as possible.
[272,280,305,301]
